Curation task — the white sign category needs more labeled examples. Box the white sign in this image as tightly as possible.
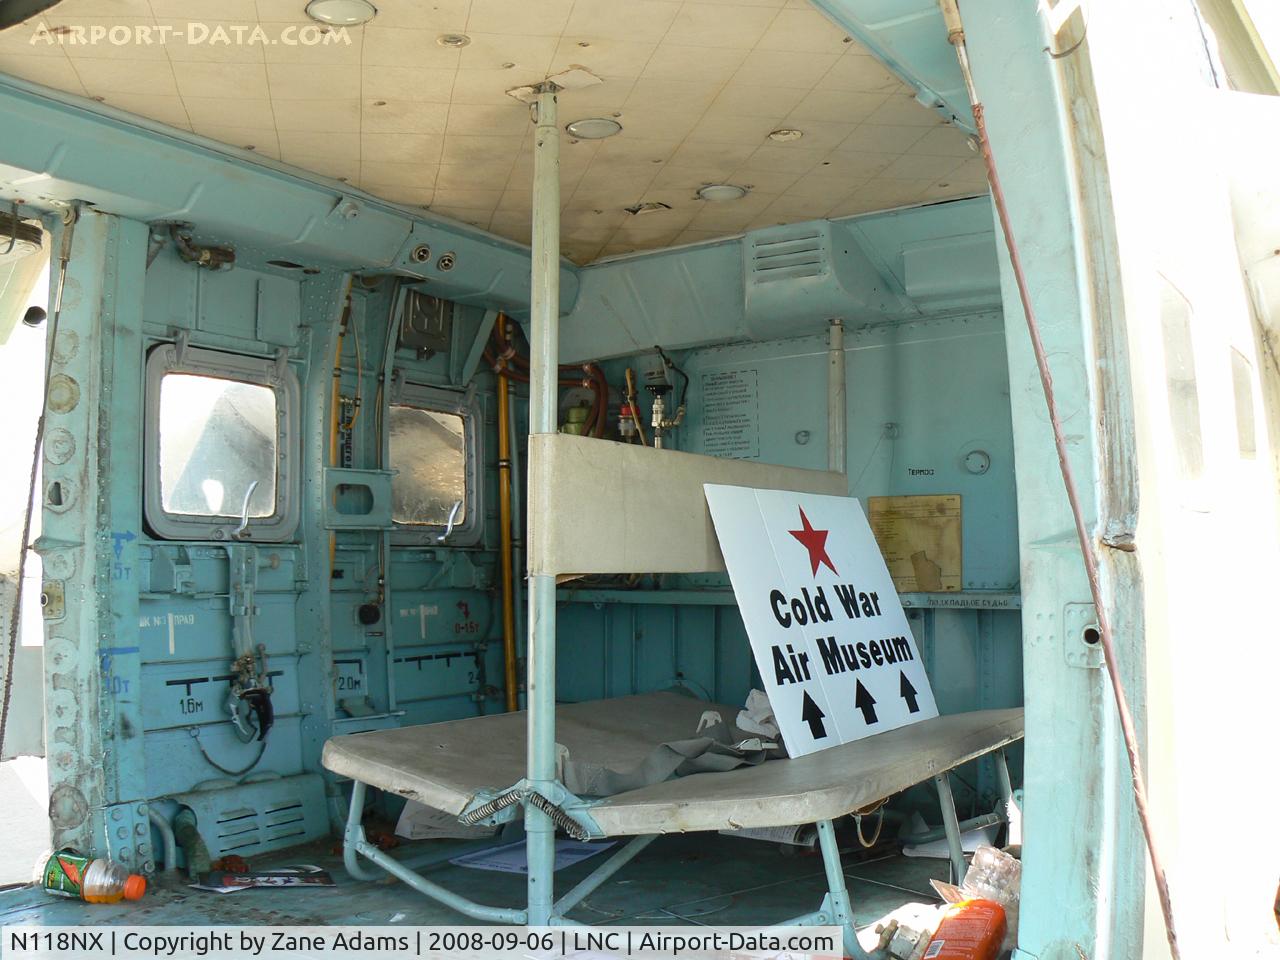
[705,485,939,757]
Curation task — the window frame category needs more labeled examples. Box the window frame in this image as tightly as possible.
[388,382,483,547]
[143,343,300,542]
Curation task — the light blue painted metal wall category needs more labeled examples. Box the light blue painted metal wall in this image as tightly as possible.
[557,310,1024,813]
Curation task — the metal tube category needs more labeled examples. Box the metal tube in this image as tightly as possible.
[354,838,528,923]
[815,819,874,960]
[147,807,178,874]
[553,834,656,918]
[341,781,383,882]
[526,82,562,927]
[933,773,968,884]
[827,318,846,473]
[497,369,519,711]
[509,391,527,708]
[343,781,526,922]
[994,747,1014,807]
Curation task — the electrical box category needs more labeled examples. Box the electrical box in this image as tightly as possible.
[400,291,453,356]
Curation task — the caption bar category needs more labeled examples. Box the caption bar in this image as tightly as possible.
[5,927,842,960]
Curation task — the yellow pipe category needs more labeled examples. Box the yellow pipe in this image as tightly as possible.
[496,358,519,712]
[329,287,352,574]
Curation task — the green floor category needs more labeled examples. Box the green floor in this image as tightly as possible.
[1,831,952,933]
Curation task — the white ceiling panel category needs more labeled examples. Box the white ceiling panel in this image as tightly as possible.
[0,0,985,263]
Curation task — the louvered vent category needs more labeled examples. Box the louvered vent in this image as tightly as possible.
[175,774,327,860]
[748,228,829,284]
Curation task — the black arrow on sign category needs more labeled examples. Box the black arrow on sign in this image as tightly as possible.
[801,691,828,740]
[854,680,878,725]
[899,671,920,713]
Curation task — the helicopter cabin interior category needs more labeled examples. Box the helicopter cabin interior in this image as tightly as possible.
[2,1,1280,959]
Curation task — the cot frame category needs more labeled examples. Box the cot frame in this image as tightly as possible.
[340,747,1017,958]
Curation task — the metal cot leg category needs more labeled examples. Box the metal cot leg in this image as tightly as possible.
[342,781,382,882]
[934,773,968,884]
[815,819,876,960]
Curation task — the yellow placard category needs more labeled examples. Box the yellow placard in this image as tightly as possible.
[867,495,962,593]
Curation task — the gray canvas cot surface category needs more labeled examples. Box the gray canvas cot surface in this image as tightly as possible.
[323,692,1024,837]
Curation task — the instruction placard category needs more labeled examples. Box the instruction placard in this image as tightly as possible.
[701,368,760,459]
[705,485,938,757]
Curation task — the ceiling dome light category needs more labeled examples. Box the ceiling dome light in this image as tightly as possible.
[437,33,471,47]
[768,128,803,142]
[305,0,377,25]
[696,184,748,202]
[565,117,622,140]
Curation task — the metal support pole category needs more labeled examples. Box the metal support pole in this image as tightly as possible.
[526,82,561,927]
[816,819,874,960]
[827,318,846,473]
[934,773,968,884]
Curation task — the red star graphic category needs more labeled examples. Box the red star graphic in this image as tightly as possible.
[788,507,838,577]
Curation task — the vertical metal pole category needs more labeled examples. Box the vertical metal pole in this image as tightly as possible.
[934,773,968,884]
[526,82,561,927]
[827,319,845,473]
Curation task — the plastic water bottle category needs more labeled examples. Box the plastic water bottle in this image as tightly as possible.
[37,850,146,903]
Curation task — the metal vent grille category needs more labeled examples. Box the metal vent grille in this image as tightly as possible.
[212,799,310,853]
[175,774,328,860]
[748,228,829,283]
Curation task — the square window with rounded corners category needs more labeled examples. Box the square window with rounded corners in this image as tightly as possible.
[144,344,300,542]
[389,384,482,546]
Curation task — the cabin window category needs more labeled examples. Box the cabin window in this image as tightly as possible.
[388,386,481,544]
[144,345,300,541]
[158,375,278,517]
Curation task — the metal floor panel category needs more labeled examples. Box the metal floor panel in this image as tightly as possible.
[0,833,951,934]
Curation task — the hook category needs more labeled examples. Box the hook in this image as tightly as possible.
[436,499,463,543]
[232,480,260,540]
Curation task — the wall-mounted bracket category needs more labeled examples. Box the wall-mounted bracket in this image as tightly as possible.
[321,468,394,530]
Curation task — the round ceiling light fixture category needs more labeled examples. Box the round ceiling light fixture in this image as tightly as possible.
[304,0,377,25]
[436,33,471,47]
[768,128,804,142]
[565,117,622,140]
[696,184,748,202]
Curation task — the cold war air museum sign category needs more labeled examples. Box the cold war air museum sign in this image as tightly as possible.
[704,485,939,757]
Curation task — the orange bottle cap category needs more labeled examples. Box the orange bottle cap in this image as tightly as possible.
[123,875,146,901]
